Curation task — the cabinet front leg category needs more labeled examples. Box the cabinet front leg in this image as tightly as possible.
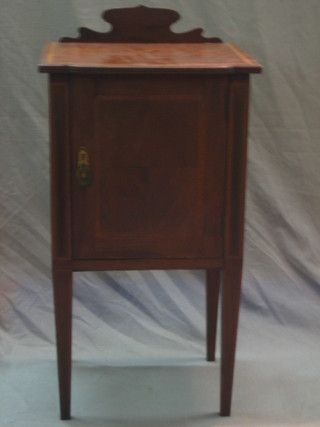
[206,269,220,361]
[53,268,73,420]
[220,262,242,416]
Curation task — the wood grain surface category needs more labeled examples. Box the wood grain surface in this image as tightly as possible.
[39,42,262,74]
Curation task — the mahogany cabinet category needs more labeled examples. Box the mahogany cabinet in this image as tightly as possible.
[39,6,262,420]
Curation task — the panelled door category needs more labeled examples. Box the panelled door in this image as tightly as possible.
[71,74,227,260]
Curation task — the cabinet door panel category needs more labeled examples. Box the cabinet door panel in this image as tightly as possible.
[71,75,227,259]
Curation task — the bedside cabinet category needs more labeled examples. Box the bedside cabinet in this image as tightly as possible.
[38,6,262,420]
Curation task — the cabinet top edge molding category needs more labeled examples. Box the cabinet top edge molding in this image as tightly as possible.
[38,42,262,74]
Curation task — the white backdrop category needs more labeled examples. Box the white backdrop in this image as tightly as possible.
[1,1,320,426]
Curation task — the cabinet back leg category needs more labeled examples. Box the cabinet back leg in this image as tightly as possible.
[206,269,220,361]
[53,268,73,420]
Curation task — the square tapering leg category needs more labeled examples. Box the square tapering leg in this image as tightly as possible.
[206,269,220,361]
[53,268,73,420]
[220,262,242,416]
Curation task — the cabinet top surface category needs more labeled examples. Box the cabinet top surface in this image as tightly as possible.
[38,42,262,74]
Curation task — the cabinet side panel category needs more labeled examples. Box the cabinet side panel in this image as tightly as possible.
[204,77,228,248]
[50,76,72,260]
[225,75,250,259]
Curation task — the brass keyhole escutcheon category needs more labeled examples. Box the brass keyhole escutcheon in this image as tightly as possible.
[76,146,90,187]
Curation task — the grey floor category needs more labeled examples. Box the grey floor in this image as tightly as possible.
[2,303,319,427]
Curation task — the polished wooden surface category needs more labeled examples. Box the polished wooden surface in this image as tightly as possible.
[40,5,262,420]
[39,42,261,74]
